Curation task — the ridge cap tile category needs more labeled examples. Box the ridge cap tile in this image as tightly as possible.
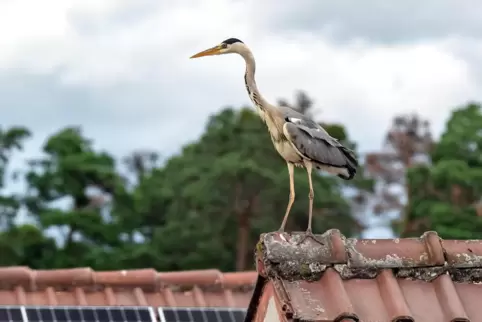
[0,267,257,291]
[346,230,444,268]
[442,239,482,268]
[0,266,33,289]
[35,268,94,288]
[257,229,482,283]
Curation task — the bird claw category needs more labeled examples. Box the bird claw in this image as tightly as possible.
[296,229,324,246]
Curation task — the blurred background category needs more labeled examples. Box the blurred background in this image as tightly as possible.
[1,0,482,272]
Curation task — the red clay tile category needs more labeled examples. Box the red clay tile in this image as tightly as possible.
[272,273,476,322]
[35,268,93,289]
[252,284,272,322]
[258,230,347,281]
[0,267,256,308]
[432,274,469,321]
[0,291,17,305]
[111,289,142,306]
[230,289,254,308]
[158,269,223,287]
[247,230,482,322]
[94,269,158,290]
[442,239,482,268]
[376,269,412,321]
[13,286,27,305]
[344,278,391,322]
[45,287,57,305]
[224,272,257,288]
[346,231,444,268]
[0,267,33,290]
[143,291,168,307]
[133,287,149,306]
[281,269,358,321]
[454,283,482,320]
[54,291,79,306]
[74,287,88,305]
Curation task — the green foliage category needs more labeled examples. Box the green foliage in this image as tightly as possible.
[126,102,367,270]
[0,126,31,228]
[0,224,57,267]
[432,102,482,167]
[0,92,369,271]
[19,127,124,267]
[4,98,480,269]
[401,102,482,239]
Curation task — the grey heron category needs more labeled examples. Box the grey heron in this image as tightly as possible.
[190,38,358,245]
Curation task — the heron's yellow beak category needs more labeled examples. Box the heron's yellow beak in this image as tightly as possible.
[190,45,222,59]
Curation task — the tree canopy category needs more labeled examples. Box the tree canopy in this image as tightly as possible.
[401,102,482,238]
[1,93,479,271]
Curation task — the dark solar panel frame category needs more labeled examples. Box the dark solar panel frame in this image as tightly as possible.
[0,306,27,322]
[22,305,157,322]
[158,307,247,322]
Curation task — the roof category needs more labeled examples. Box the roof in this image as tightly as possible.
[246,229,482,322]
[0,267,257,308]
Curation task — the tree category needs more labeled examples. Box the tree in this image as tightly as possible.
[133,91,368,271]
[0,224,57,267]
[23,127,123,268]
[0,126,31,229]
[0,91,369,271]
[365,114,434,234]
[278,90,315,118]
[402,102,482,238]
[0,126,35,266]
[123,150,161,182]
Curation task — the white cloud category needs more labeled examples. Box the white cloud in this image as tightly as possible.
[248,0,482,43]
[186,36,480,151]
[0,0,481,238]
[0,0,480,155]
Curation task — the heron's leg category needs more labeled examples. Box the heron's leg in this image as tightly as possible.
[278,162,295,232]
[297,161,324,246]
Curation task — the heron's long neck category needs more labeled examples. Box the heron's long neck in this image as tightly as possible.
[241,51,270,120]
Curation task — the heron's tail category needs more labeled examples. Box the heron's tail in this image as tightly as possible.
[338,147,358,180]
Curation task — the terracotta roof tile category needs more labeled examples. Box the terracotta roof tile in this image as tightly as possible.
[0,267,257,308]
[247,230,482,322]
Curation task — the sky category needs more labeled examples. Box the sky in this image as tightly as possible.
[1,0,482,238]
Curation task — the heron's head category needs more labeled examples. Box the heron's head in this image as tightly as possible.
[190,38,246,59]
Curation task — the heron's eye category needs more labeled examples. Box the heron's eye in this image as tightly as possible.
[221,43,228,49]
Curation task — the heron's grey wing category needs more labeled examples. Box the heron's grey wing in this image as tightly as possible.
[283,117,358,177]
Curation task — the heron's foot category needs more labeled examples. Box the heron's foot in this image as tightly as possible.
[277,225,286,233]
[276,228,288,239]
[296,228,324,246]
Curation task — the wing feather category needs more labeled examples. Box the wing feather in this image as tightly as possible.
[283,120,358,179]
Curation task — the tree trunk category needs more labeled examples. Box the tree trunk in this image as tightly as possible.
[235,210,250,271]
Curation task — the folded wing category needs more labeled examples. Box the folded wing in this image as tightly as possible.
[283,117,358,179]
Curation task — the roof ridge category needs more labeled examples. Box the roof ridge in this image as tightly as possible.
[0,267,257,291]
[256,230,482,283]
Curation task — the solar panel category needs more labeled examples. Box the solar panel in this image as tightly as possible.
[158,307,247,322]
[24,306,156,322]
[0,306,26,322]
